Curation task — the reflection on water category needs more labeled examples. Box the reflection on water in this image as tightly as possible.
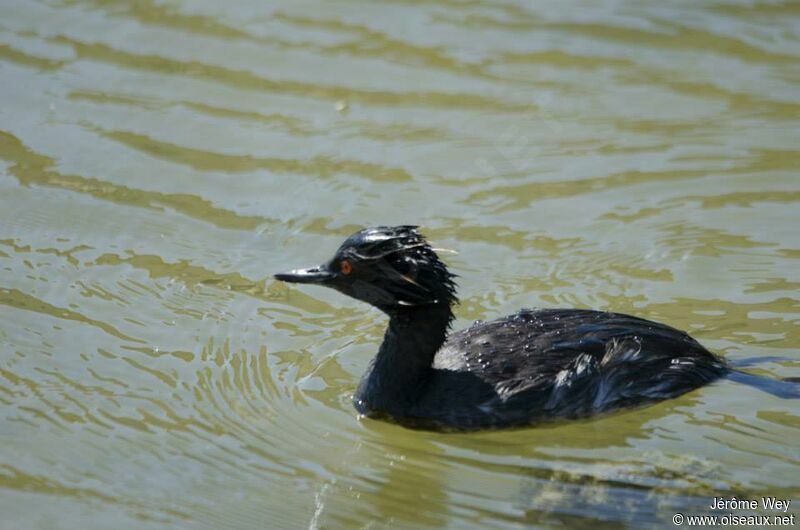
[1,0,799,528]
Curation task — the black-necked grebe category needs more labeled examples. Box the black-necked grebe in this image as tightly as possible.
[275,226,729,430]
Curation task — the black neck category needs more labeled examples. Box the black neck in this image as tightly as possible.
[354,303,453,418]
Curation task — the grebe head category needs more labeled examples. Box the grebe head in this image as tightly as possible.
[275,226,457,314]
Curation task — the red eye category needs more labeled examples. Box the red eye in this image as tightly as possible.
[340,260,352,275]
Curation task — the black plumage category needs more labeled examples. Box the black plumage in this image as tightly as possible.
[275,226,728,431]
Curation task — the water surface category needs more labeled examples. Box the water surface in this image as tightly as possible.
[1,1,799,528]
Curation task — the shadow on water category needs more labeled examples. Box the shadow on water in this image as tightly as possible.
[725,370,800,399]
[337,392,713,528]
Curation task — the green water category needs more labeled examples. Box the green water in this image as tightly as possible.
[1,1,799,528]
